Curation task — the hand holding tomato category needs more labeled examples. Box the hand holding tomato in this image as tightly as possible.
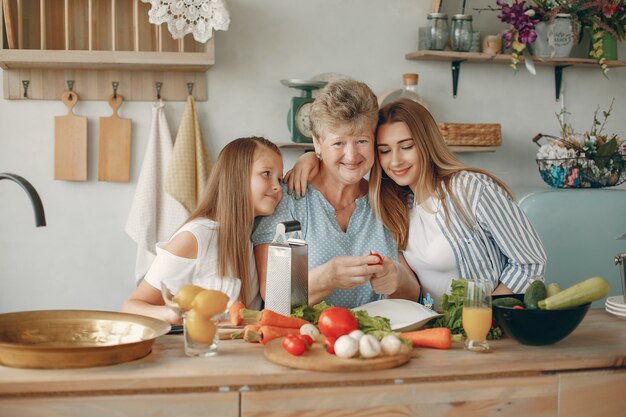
[326,256,383,290]
[370,257,400,295]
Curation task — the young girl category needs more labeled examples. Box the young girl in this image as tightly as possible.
[123,137,283,323]
[287,99,546,310]
[371,99,545,309]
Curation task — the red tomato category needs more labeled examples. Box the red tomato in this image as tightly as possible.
[298,334,313,349]
[368,252,383,266]
[512,305,525,310]
[324,336,337,354]
[317,307,359,339]
[281,336,306,356]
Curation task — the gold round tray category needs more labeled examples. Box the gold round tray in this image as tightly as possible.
[0,310,171,369]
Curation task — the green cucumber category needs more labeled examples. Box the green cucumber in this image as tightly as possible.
[493,297,524,308]
[538,277,609,310]
[524,280,547,310]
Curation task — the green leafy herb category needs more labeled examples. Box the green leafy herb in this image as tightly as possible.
[290,301,330,325]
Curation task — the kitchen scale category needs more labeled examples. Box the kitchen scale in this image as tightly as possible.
[281,79,327,143]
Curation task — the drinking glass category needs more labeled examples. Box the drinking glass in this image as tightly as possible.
[462,278,492,352]
[161,277,220,357]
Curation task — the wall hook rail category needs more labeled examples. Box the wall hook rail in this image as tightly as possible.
[22,80,30,98]
[187,82,194,96]
[112,81,119,98]
[156,82,163,100]
[67,80,74,92]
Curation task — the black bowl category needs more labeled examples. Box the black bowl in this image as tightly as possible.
[492,294,590,346]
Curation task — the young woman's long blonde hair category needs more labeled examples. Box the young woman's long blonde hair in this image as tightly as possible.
[370,99,512,250]
[187,137,281,304]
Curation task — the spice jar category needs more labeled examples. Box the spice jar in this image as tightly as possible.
[451,14,473,52]
[427,13,449,51]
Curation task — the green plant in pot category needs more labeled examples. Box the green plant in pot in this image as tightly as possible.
[574,1,626,75]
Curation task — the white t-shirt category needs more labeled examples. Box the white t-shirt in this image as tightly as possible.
[402,198,457,310]
[144,218,262,310]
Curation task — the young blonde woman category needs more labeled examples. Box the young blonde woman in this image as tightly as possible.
[288,99,546,310]
[252,80,420,309]
[123,137,283,323]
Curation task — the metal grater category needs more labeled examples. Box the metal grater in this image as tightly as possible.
[265,221,308,315]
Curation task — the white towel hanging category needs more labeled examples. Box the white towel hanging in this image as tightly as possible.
[125,101,189,284]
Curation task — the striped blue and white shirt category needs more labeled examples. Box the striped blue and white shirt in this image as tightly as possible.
[426,171,546,293]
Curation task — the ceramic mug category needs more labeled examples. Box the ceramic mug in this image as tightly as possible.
[483,34,502,55]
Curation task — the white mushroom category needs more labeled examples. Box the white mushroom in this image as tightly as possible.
[300,323,321,342]
[380,334,402,356]
[348,329,365,341]
[334,335,359,358]
[359,334,381,359]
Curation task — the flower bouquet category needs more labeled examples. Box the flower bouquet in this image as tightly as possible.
[493,0,579,70]
[533,100,626,188]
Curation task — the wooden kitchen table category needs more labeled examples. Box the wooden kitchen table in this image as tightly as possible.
[0,309,625,417]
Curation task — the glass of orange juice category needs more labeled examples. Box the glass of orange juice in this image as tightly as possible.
[462,278,493,352]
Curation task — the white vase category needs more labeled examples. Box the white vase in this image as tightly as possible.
[530,14,574,58]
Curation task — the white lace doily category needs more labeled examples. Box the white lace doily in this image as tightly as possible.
[142,0,230,44]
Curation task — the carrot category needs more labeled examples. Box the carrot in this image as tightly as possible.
[244,325,301,344]
[241,325,261,343]
[400,328,452,350]
[229,301,246,326]
[240,308,310,329]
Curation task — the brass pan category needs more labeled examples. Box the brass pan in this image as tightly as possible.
[0,310,171,369]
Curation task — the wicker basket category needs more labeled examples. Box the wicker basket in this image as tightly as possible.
[437,123,502,146]
[536,156,626,188]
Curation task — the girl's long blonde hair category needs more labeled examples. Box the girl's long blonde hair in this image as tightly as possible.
[187,137,281,304]
[370,99,512,250]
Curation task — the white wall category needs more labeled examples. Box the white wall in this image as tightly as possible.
[1,0,625,313]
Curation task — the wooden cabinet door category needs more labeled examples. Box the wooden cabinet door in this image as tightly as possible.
[0,392,238,417]
[559,370,626,417]
[241,375,558,417]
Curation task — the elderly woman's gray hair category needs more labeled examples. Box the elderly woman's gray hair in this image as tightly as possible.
[310,79,378,140]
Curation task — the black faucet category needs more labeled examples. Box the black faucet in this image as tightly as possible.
[0,173,46,227]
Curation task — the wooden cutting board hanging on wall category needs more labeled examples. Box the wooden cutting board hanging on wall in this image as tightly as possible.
[54,91,87,181]
[98,94,132,182]
[3,0,17,49]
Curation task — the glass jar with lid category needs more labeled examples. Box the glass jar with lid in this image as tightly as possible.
[451,14,473,52]
[427,13,449,51]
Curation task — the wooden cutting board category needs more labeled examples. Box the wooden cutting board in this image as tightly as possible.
[98,94,131,182]
[3,0,17,49]
[54,91,87,181]
[264,338,412,372]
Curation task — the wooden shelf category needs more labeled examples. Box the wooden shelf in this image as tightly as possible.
[405,50,626,68]
[406,50,626,100]
[275,142,498,153]
[0,0,214,101]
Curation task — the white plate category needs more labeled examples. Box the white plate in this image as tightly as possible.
[605,305,626,319]
[606,301,626,312]
[353,299,441,332]
[606,295,626,309]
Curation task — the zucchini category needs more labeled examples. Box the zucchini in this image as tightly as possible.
[493,297,524,308]
[538,277,609,310]
[546,283,561,298]
[524,280,547,309]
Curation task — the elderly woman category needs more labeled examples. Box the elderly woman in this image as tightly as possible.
[252,80,420,308]
[288,98,547,310]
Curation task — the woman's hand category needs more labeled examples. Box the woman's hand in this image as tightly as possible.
[284,152,320,197]
[370,256,400,295]
[326,255,384,289]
